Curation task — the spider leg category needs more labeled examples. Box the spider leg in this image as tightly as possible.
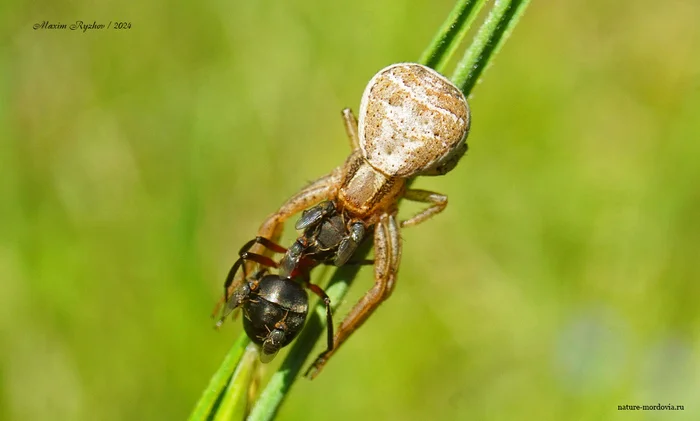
[399,189,448,228]
[306,213,401,379]
[342,108,360,150]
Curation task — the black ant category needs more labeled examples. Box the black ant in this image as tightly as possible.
[214,201,372,362]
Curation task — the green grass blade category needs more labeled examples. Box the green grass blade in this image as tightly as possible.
[451,0,531,95]
[419,0,488,73]
[188,334,251,421]
[214,343,259,421]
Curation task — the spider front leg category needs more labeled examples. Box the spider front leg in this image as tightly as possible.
[305,213,401,379]
[399,189,448,228]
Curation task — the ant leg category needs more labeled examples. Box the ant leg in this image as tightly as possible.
[305,282,334,357]
[213,236,287,319]
[236,253,278,272]
[399,189,448,228]
[306,213,401,379]
[227,237,286,293]
[250,236,288,254]
[341,108,360,150]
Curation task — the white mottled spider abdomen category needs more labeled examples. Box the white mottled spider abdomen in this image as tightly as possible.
[358,63,470,177]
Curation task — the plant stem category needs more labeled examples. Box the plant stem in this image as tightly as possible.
[214,343,260,421]
[188,334,250,421]
[419,0,488,74]
[451,0,531,95]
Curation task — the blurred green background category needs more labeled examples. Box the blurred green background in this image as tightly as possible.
[2,0,700,420]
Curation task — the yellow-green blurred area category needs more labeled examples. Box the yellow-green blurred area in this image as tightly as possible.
[2,0,700,419]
